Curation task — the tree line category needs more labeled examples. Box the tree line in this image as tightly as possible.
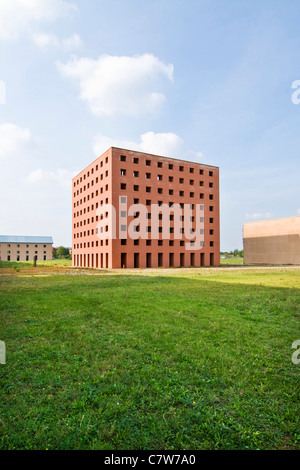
[221,249,244,258]
[52,246,71,259]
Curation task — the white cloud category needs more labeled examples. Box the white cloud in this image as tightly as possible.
[61,33,82,50]
[57,53,174,117]
[0,0,77,41]
[93,132,183,158]
[32,32,82,50]
[26,168,76,188]
[297,208,300,216]
[245,212,274,221]
[0,124,31,158]
[93,131,203,161]
[31,32,60,48]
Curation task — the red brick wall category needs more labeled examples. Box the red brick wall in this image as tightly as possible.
[72,147,220,268]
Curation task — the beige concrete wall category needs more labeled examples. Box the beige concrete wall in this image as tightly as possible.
[0,243,53,262]
[243,217,300,265]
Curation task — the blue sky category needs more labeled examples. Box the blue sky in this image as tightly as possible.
[0,0,299,250]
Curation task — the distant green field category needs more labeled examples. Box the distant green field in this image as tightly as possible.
[0,259,72,269]
[220,257,244,265]
[0,257,243,268]
[0,267,299,450]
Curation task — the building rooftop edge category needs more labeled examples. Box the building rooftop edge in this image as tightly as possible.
[109,147,220,168]
[72,147,219,180]
[0,235,53,243]
[243,215,300,226]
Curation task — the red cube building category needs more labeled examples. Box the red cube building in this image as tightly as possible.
[72,147,220,268]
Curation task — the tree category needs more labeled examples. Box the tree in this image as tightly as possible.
[228,249,244,258]
[56,246,69,259]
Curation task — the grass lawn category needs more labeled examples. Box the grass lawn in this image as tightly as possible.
[0,259,72,269]
[0,265,299,450]
[220,257,244,265]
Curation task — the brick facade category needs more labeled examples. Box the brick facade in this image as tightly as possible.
[72,147,220,268]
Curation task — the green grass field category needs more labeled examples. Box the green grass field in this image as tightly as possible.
[220,257,244,265]
[1,258,242,267]
[0,259,72,269]
[0,265,299,450]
